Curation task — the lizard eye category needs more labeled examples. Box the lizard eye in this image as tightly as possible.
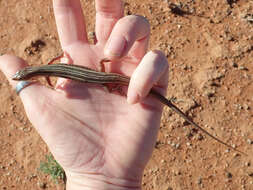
[12,70,25,80]
[12,71,21,80]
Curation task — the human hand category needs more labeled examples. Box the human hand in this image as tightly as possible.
[0,0,168,189]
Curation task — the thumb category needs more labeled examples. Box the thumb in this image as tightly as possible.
[0,55,53,124]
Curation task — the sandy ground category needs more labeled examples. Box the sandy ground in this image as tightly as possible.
[0,0,253,189]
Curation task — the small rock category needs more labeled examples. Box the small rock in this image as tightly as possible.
[226,172,232,178]
[23,127,31,132]
[186,131,193,139]
[197,177,202,184]
[37,182,47,189]
[244,14,253,23]
[8,159,15,166]
[203,89,216,98]
[197,133,204,140]
[16,176,21,182]
[244,104,250,110]
[174,170,181,175]
[5,172,11,176]
[155,140,162,148]
[175,143,180,149]
[231,62,238,68]
[248,172,253,177]
[247,139,253,144]
[239,66,248,71]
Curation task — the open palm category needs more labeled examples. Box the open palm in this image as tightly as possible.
[0,0,168,188]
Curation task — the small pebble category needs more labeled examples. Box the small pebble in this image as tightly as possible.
[239,66,248,71]
[226,172,232,178]
[233,153,240,157]
[197,177,202,184]
[197,134,204,140]
[16,176,21,182]
[225,149,230,153]
[248,172,253,177]
[247,139,253,144]
[5,172,11,176]
[37,182,47,189]
[244,104,250,110]
[231,62,238,67]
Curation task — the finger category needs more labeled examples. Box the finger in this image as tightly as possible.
[0,55,30,87]
[127,50,169,104]
[53,0,88,48]
[0,54,49,97]
[0,55,53,123]
[104,15,150,60]
[95,0,124,43]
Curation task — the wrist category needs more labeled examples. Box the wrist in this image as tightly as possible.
[66,172,142,190]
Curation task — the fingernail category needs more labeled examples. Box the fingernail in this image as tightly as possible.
[127,90,140,104]
[104,36,126,58]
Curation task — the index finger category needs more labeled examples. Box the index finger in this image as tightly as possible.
[53,0,88,48]
[95,0,124,43]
